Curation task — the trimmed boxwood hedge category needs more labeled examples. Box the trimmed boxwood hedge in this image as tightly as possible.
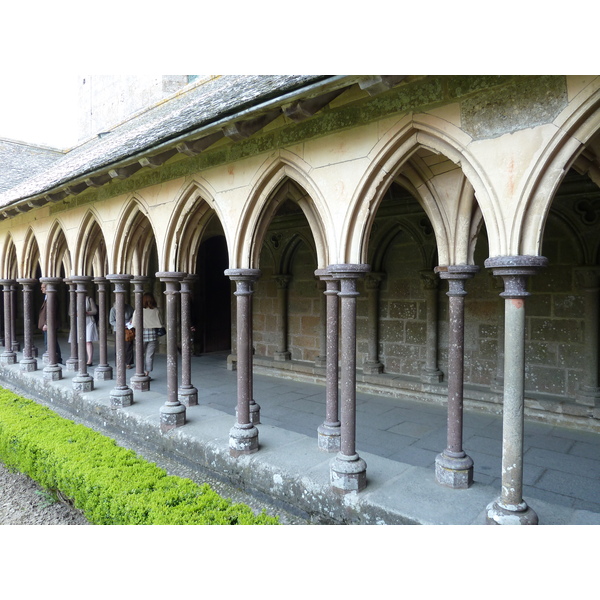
[0,389,278,525]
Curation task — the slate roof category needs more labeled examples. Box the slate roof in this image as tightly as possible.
[0,75,340,209]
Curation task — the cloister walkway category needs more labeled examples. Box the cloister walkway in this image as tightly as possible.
[1,338,599,525]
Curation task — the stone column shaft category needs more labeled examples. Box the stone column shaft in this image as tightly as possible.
[130,277,151,391]
[315,271,340,452]
[420,270,443,383]
[157,272,187,432]
[434,265,478,489]
[273,274,291,361]
[72,276,94,392]
[93,277,112,380]
[179,275,198,407]
[314,279,327,368]
[107,274,134,407]
[17,279,37,371]
[65,279,79,371]
[328,264,369,493]
[0,280,16,364]
[10,283,19,352]
[39,277,62,380]
[484,255,547,525]
[225,269,260,457]
[363,273,384,375]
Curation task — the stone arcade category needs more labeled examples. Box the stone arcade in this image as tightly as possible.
[1,75,600,524]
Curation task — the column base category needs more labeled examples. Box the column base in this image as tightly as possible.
[65,358,78,372]
[421,368,443,384]
[73,375,94,392]
[229,423,259,457]
[576,385,600,407]
[0,352,17,365]
[435,451,474,489]
[11,342,20,353]
[130,374,151,391]
[486,498,539,525]
[178,385,198,407]
[317,422,341,452]
[160,403,186,432]
[110,387,134,409]
[330,453,367,493]
[314,356,327,368]
[227,354,237,371]
[94,365,113,381]
[363,361,383,375]
[43,365,62,381]
[20,358,37,372]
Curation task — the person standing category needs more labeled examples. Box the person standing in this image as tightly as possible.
[130,292,163,378]
[38,282,62,364]
[110,301,134,369]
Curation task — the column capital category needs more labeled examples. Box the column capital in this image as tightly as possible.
[39,277,63,288]
[273,274,292,289]
[106,273,133,283]
[484,255,547,298]
[156,271,186,283]
[419,270,439,290]
[0,278,16,287]
[364,272,386,290]
[224,268,261,282]
[327,263,371,279]
[17,278,38,287]
[435,264,480,280]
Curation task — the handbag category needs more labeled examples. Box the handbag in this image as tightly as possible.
[125,328,135,342]
[155,327,166,337]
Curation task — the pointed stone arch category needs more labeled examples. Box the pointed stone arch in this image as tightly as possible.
[45,220,72,277]
[343,113,493,265]
[519,86,600,255]
[236,157,330,269]
[1,234,18,279]
[75,210,109,276]
[22,228,42,279]
[164,180,226,273]
[113,196,157,275]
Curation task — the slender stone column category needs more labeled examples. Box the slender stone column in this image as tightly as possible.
[71,276,94,392]
[93,277,112,381]
[490,273,506,391]
[314,279,327,368]
[157,272,187,432]
[179,275,198,407]
[107,274,134,408]
[434,264,479,488]
[315,270,341,452]
[328,264,370,492]
[64,279,79,372]
[130,276,151,391]
[0,280,17,364]
[363,272,385,375]
[575,267,600,406]
[420,270,443,383]
[17,278,37,371]
[10,283,20,352]
[273,274,292,361]
[248,279,261,425]
[225,268,260,457]
[484,255,547,525]
[39,277,62,381]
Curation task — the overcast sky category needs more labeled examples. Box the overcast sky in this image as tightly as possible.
[0,73,80,149]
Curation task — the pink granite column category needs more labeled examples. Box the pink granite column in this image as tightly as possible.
[178,275,198,407]
[484,255,547,525]
[93,277,112,381]
[225,268,260,457]
[71,276,94,392]
[9,282,19,352]
[17,278,37,372]
[39,277,62,381]
[434,264,478,488]
[315,269,340,452]
[0,279,17,365]
[107,274,134,408]
[64,278,79,372]
[157,271,187,432]
[130,276,151,391]
[327,263,370,493]
[273,274,292,361]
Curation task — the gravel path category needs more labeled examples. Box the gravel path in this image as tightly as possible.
[0,460,90,525]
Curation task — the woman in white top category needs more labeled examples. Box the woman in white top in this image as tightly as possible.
[130,292,164,378]
[68,295,99,366]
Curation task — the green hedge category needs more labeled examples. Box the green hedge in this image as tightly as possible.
[0,389,278,525]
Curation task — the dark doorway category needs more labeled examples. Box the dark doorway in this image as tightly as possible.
[194,235,231,353]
